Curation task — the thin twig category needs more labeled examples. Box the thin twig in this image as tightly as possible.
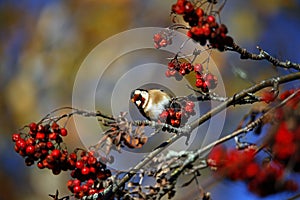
[226,43,300,71]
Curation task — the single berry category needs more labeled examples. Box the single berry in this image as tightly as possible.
[194,64,203,73]
[29,122,37,132]
[73,185,81,194]
[51,149,62,159]
[37,161,45,169]
[26,145,35,155]
[81,167,90,175]
[184,2,194,13]
[76,160,84,169]
[51,122,60,131]
[207,15,216,23]
[48,132,58,140]
[36,132,45,140]
[195,8,204,17]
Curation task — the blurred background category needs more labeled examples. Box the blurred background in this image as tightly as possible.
[1,0,300,199]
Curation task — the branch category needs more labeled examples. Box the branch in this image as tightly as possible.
[83,72,300,200]
[226,43,300,71]
[189,72,300,131]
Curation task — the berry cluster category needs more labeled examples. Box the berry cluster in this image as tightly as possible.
[12,121,112,199]
[207,145,298,196]
[68,150,111,199]
[158,99,195,127]
[171,0,233,51]
[271,90,300,171]
[153,29,173,49]
[166,58,217,92]
[12,122,71,174]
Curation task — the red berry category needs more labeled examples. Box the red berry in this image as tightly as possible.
[69,152,77,161]
[81,167,90,175]
[60,128,68,136]
[186,101,195,108]
[159,110,169,120]
[51,122,59,131]
[97,172,107,180]
[168,109,176,118]
[26,138,35,146]
[194,64,203,73]
[46,141,54,150]
[46,155,55,164]
[73,185,81,194]
[195,78,204,88]
[37,161,45,169]
[51,149,62,159]
[159,39,168,47]
[29,122,37,132]
[88,156,97,165]
[191,27,204,36]
[41,149,49,155]
[88,189,97,195]
[185,106,194,113]
[48,132,57,140]
[204,73,217,89]
[42,159,49,168]
[172,4,185,14]
[219,24,228,34]
[202,25,211,36]
[26,145,35,155]
[89,166,96,174]
[67,180,73,189]
[16,138,27,150]
[169,69,176,76]
[207,15,215,23]
[153,33,162,43]
[165,70,172,77]
[179,68,186,75]
[82,155,88,162]
[12,133,21,142]
[73,179,81,186]
[171,119,180,127]
[76,160,84,169]
[86,179,94,186]
[195,8,204,17]
[82,184,89,193]
[177,0,186,6]
[36,132,45,140]
[184,2,194,13]
[187,30,193,38]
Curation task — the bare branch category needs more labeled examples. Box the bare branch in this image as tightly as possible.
[226,43,300,71]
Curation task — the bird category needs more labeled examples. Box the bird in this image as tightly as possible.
[130,89,172,121]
